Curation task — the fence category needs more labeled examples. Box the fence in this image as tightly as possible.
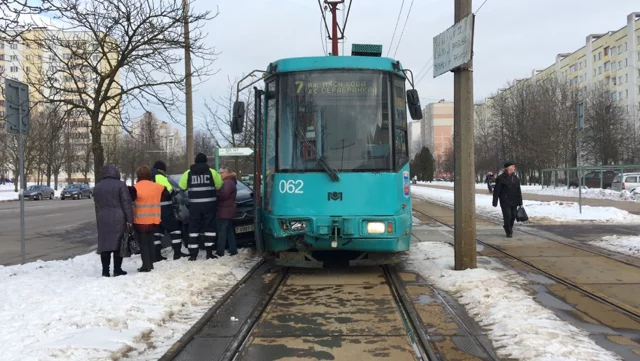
[540,165,640,189]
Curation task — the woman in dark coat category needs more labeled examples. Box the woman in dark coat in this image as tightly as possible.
[216,166,238,258]
[93,164,134,277]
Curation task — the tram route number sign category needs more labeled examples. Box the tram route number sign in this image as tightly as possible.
[294,80,377,95]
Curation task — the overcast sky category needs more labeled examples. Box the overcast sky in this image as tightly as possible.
[37,0,640,135]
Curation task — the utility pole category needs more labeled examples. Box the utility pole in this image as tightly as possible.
[577,101,584,214]
[453,0,477,270]
[183,0,194,170]
[325,0,344,56]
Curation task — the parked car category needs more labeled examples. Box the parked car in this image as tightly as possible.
[23,185,55,200]
[60,183,93,200]
[167,175,256,247]
[612,173,640,192]
[569,170,618,189]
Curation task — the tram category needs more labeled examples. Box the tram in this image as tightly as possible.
[231,44,423,267]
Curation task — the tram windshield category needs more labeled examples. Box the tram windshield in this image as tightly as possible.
[278,70,405,172]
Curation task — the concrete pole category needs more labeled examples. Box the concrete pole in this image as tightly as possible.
[183,0,194,171]
[453,0,477,270]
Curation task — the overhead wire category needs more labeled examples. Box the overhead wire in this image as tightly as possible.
[320,16,327,55]
[415,0,491,86]
[392,0,415,59]
[387,0,405,57]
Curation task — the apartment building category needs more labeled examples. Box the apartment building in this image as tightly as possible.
[493,12,640,116]
[0,28,121,181]
[420,100,454,165]
[131,111,184,157]
[408,120,421,160]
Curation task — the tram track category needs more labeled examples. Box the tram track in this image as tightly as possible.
[422,197,640,268]
[412,200,640,322]
[161,256,497,360]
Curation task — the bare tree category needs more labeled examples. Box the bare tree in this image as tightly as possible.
[0,0,51,41]
[194,129,216,160]
[203,77,256,172]
[37,105,67,187]
[582,84,628,165]
[19,0,219,184]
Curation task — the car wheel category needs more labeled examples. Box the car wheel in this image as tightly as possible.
[78,194,82,200]
[88,192,92,199]
[36,194,41,200]
[50,192,54,200]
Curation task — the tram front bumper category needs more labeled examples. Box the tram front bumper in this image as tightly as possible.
[264,215,412,253]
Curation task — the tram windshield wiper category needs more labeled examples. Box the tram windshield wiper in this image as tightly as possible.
[316,156,340,182]
[296,128,340,182]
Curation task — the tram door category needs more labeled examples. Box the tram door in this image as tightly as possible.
[253,87,264,253]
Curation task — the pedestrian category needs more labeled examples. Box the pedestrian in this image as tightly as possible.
[492,162,523,238]
[216,166,238,257]
[151,160,188,260]
[178,153,223,260]
[93,164,133,277]
[133,165,167,272]
[485,172,495,192]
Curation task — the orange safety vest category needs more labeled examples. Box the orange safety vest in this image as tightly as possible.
[133,180,165,225]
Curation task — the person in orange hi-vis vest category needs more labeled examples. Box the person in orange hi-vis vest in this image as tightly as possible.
[133,165,168,272]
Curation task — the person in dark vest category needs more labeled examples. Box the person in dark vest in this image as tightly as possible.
[178,153,223,260]
[492,161,523,238]
[151,160,187,260]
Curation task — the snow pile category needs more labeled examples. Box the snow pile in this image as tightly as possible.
[521,186,640,202]
[0,183,19,201]
[417,181,640,203]
[412,186,640,224]
[406,241,622,361]
[588,235,640,258]
[0,249,259,361]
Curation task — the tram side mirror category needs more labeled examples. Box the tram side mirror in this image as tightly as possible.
[406,89,423,120]
[231,101,245,134]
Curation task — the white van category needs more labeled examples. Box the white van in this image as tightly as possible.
[611,173,640,192]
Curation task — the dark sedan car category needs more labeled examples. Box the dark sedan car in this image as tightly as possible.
[167,175,255,247]
[60,183,93,200]
[23,185,55,200]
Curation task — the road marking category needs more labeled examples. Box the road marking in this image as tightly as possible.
[43,213,63,218]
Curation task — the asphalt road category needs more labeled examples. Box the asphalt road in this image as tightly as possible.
[0,198,98,266]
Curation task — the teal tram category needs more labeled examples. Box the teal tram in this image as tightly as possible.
[231,43,423,267]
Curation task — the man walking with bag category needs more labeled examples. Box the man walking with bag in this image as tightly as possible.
[492,162,523,238]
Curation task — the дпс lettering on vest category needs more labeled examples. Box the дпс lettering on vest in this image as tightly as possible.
[191,174,211,184]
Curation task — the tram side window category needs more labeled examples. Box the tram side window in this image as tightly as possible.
[265,81,277,207]
[393,77,408,169]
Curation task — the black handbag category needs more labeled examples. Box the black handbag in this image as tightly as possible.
[119,228,140,258]
[516,206,528,222]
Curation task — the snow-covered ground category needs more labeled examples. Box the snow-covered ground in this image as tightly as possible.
[419,181,640,203]
[406,240,622,361]
[0,249,259,361]
[588,235,640,258]
[412,185,640,224]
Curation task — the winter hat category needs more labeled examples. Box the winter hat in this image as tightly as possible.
[504,161,514,168]
[195,153,208,164]
[153,160,166,172]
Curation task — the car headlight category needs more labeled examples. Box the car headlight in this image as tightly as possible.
[367,222,385,234]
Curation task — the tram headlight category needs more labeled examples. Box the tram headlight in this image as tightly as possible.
[290,221,306,231]
[366,222,385,234]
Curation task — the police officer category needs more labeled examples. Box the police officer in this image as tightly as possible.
[151,161,187,260]
[179,153,223,260]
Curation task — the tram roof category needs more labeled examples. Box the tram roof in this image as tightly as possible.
[266,56,407,77]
